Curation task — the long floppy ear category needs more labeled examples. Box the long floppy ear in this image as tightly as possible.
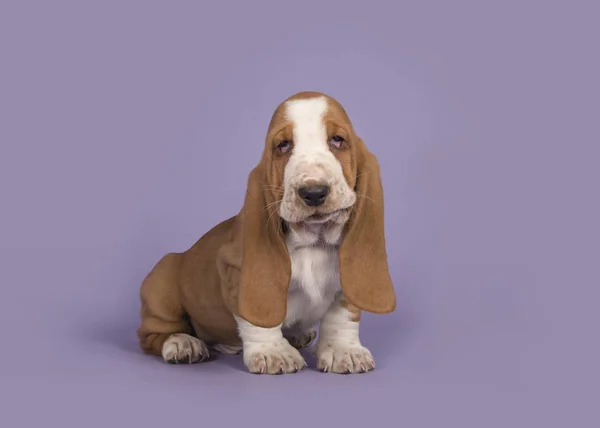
[237,162,291,328]
[339,138,396,313]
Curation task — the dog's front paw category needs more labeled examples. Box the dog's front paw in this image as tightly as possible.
[243,340,307,374]
[315,343,375,374]
[162,333,210,364]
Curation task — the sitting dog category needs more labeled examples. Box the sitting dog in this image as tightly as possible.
[137,91,396,374]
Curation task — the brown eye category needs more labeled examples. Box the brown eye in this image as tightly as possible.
[277,140,292,153]
[330,135,344,149]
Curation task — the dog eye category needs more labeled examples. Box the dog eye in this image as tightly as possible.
[330,135,344,149]
[277,140,292,153]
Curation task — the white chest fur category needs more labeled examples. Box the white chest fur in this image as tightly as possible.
[283,222,344,332]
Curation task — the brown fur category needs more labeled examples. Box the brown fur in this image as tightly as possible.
[137,91,396,358]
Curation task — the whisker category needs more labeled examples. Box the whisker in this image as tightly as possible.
[347,172,369,185]
[265,201,282,227]
[262,199,282,214]
[263,185,285,192]
[355,194,375,203]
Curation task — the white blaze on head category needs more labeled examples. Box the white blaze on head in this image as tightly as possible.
[279,96,356,223]
[287,97,329,156]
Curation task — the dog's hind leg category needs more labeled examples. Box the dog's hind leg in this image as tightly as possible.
[137,253,210,364]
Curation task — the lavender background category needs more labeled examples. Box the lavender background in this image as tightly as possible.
[1,1,599,427]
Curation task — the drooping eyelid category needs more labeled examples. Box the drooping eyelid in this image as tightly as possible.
[329,131,350,147]
[270,124,294,149]
[324,121,350,141]
[274,140,293,155]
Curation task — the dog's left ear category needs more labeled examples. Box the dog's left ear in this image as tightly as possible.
[237,162,292,328]
[339,138,396,313]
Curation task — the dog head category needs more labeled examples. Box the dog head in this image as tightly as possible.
[237,92,396,328]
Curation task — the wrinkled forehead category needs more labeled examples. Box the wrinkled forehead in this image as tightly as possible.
[267,94,353,141]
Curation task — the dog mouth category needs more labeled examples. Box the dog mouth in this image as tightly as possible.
[301,208,347,224]
[303,212,333,224]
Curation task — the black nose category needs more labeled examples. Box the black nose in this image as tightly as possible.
[298,185,330,207]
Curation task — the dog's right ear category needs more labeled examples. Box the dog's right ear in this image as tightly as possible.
[237,163,291,328]
[339,138,396,314]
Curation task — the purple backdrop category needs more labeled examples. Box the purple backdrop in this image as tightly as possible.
[1,1,598,427]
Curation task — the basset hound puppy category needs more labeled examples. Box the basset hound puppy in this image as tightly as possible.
[137,91,396,374]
